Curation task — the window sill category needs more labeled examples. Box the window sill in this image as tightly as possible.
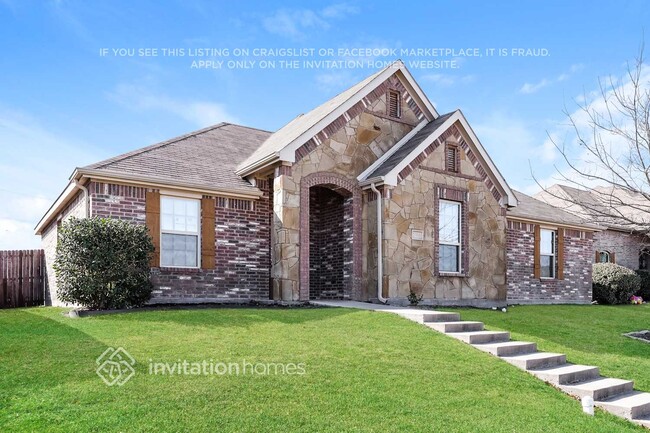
[438,272,466,278]
[158,266,201,273]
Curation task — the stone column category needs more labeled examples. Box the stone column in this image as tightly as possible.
[272,167,301,301]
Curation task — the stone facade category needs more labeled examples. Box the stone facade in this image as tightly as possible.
[594,229,648,270]
[506,221,593,304]
[379,121,508,306]
[272,81,419,301]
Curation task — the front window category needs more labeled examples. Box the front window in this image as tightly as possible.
[540,229,556,278]
[599,251,611,263]
[160,196,200,267]
[439,200,461,273]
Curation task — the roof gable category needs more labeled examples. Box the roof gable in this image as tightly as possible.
[236,60,438,176]
[359,110,517,207]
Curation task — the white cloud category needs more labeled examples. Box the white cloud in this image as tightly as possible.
[519,63,584,94]
[0,107,102,249]
[422,73,476,87]
[108,84,238,127]
[262,3,359,39]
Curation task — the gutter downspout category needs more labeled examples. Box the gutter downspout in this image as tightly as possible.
[370,183,387,304]
[74,180,90,218]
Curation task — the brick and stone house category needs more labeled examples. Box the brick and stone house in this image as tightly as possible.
[536,184,650,271]
[36,61,601,307]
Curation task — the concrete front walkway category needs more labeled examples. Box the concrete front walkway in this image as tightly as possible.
[311,300,650,429]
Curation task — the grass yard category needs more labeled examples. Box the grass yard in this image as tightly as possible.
[447,304,650,392]
[0,306,646,432]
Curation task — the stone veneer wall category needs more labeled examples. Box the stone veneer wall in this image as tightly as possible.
[379,125,508,306]
[42,190,86,306]
[308,186,353,299]
[594,229,648,270]
[506,221,593,304]
[88,180,272,302]
[272,79,420,301]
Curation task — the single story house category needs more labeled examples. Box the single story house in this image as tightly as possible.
[36,61,601,307]
[536,184,650,270]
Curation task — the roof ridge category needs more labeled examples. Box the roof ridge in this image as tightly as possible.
[86,122,231,170]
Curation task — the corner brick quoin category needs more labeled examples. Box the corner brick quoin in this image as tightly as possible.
[299,172,362,301]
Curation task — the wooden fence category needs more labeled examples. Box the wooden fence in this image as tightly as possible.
[0,250,45,308]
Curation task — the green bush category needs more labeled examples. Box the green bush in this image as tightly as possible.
[54,217,154,310]
[592,263,640,305]
[635,270,650,300]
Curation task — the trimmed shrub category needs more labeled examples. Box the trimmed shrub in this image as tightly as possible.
[592,263,640,305]
[635,270,650,300]
[54,217,154,310]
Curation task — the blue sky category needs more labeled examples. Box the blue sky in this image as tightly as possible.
[1,0,649,248]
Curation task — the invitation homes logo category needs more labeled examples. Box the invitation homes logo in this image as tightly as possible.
[95,347,306,386]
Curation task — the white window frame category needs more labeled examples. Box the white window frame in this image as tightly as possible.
[439,200,462,274]
[160,195,201,269]
[540,228,556,279]
[599,251,611,263]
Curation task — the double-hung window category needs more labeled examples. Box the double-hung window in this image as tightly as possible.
[160,196,200,268]
[439,200,461,273]
[540,229,556,278]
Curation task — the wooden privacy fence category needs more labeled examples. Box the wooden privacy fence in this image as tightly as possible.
[0,250,45,308]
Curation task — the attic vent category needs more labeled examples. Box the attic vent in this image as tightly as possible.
[446,145,459,173]
[387,90,401,118]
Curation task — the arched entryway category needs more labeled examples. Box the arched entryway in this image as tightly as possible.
[299,173,362,301]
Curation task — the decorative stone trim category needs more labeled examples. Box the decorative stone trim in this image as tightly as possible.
[299,172,362,301]
[396,121,504,205]
[434,185,469,277]
[294,74,426,163]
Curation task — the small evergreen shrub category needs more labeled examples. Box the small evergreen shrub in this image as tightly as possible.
[592,263,640,305]
[54,217,154,310]
[635,270,650,300]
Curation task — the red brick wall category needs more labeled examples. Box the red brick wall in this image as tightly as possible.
[506,220,593,304]
[308,186,353,299]
[89,180,272,302]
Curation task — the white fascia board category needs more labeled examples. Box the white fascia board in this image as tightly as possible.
[34,179,77,235]
[357,120,428,182]
[381,112,460,187]
[395,67,439,119]
[455,111,517,207]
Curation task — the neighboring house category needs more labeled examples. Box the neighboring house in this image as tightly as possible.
[36,61,599,307]
[536,184,650,271]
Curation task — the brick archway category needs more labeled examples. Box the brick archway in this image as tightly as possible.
[299,172,362,301]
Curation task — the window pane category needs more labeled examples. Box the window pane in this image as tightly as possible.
[540,230,554,255]
[540,255,554,278]
[599,251,610,263]
[439,245,459,272]
[439,201,460,243]
[160,196,199,234]
[161,234,198,267]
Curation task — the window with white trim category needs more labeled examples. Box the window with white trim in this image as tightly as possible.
[540,229,556,278]
[160,196,200,267]
[599,250,611,263]
[439,200,461,273]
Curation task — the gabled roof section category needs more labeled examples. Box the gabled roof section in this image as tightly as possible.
[84,123,271,193]
[508,190,602,230]
[236,60,438,177]
[358,110,517,207]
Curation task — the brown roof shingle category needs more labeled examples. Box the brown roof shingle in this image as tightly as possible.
[84,123,271,193]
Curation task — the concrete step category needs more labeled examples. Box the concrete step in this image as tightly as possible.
[399,311,461,323]
[473,341,538,357]
[529,363,600,385]
[596,391,650,420]
[561,377,635,401]
[503,352,566,370]
[634,416,650,428]
[426,321,484,333]
[449,330,510,344]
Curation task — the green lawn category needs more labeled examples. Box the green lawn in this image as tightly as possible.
[0,306,646,432]
[447,304,650,392]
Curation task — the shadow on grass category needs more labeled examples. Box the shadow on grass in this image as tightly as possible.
[87,305,360,330]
